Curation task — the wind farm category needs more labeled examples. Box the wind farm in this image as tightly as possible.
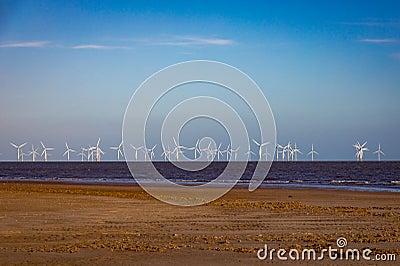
[0,138,389,162]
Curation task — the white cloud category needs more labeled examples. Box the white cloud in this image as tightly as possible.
[0,36,233,50]
[179,36,234,46]
[71,44,132,50]
[0,41,49,48]
[144,35,235,47]
[359,38,400,43]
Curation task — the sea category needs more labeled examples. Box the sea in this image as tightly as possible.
[0,161,399,192]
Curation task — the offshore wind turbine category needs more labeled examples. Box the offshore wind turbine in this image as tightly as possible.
[285,142,292,161]
[291,143,302,161]
[282,142,291,161]
[185,139,201,160]
[77,147,87,162]
[94,138,104,162]
[20,152,28,162]
[63,142,76,161]
[223,144,231,161]
[110,142,123,161]
[275,144,283,161]
[245,145,255,160]
[147,144,157,161]
[353,141,368,161]
[40,141,54,162]
[172,137,187,161]
[263,150,271,161]
[264,144,270,161]
[88,146,95,162]
[374,143,384,161]
[161,145,171,161]
[28,144,40,162]
[10,142,27,162]
[193,139,201,160]
[230,146,240,161]
[200,142,213,161]
[141,147,150,161]
[130,145,143,161]
[307,144,318,161]
[214,143,224,161]
[167,146,172,160]
[252,139,269,161]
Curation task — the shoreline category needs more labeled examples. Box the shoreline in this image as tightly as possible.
[1,179,399,193]
[0,181,399,264]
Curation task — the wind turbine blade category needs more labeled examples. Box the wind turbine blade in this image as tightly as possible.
[10,142,18,148]
[362,141,367,147]
[252,139,260,146]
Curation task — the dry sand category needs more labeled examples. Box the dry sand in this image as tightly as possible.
[0,182,399,265]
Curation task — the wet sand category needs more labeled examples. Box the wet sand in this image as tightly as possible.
[0,182,399,265]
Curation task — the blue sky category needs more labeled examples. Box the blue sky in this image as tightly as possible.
[0,0,399,161]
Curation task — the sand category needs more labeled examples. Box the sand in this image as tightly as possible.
[0,182,399,265]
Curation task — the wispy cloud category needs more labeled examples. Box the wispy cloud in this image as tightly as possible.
[0,36,233,50]
[71,44,132,50]
[140,35,235,47]
[0,41,49,48]
[180,36,234,46]
[359,38,400,43]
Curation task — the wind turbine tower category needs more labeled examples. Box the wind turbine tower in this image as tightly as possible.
[63,142,76,161]
[41,141,54,162]
[373,143,384,162]
[307,144,318,161]
[29,144,40,162]
[353,141,368,162]
[110,142,123,161]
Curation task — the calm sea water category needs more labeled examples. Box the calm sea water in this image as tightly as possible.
[0,162,399,192]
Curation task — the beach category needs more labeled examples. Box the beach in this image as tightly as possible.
[0,182,399,265]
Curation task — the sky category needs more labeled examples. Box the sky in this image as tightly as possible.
[0,0,399,161]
